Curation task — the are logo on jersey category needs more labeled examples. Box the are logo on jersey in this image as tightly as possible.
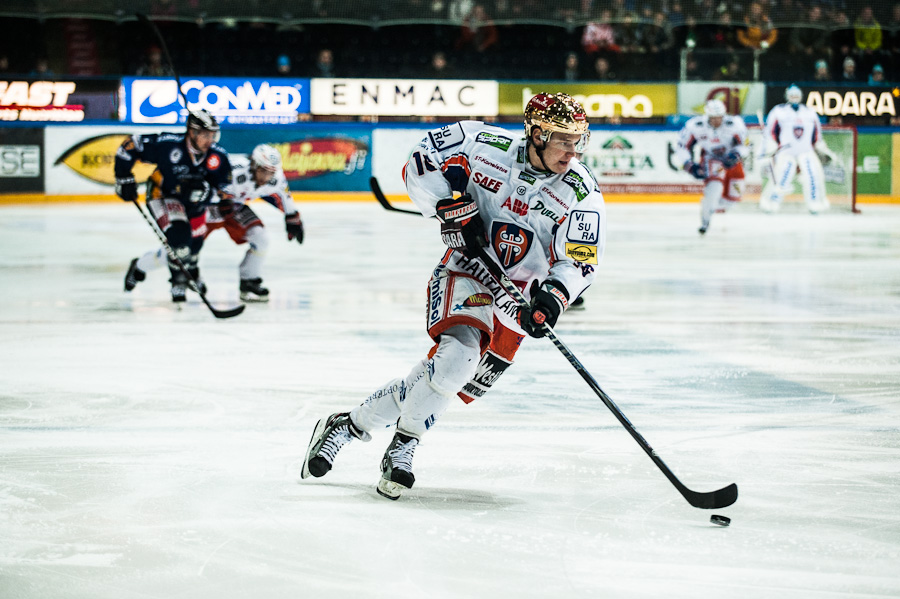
[207,154,221,170]
[491,222,533,269]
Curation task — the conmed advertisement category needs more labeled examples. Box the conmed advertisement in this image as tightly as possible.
[121,77,311,125]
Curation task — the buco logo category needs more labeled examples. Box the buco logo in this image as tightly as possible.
[55,134,155,185]
[278,138,368,180]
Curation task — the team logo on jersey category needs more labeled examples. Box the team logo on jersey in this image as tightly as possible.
[169,148,182,163]
[793,126,804,139]
[491,222,533,269]
[207,154,221,170]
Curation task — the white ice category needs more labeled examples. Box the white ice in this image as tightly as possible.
[1,201,899,599]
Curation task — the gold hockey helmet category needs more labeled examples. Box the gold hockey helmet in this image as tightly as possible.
[524,92,590,151]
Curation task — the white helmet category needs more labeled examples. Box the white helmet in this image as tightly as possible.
[704,99,727,118]
[250,144,281,173]
[785,85,803,105]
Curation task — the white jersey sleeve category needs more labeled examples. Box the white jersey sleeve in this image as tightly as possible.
[220,155,296,213]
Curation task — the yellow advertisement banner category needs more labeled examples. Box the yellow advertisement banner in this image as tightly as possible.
[499,84,678,118]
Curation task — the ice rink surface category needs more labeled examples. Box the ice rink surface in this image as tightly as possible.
[1,200,899,599]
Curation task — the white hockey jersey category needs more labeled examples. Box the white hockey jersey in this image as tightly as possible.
[405,121,606,331]
[215,155,297,214]
[674,115,749,168]
[763,103,823,157]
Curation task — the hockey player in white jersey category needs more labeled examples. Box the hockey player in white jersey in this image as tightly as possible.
[302,93,607,499]
[758,85,835,214]
[674,99,749,235]
[124,144,303,301]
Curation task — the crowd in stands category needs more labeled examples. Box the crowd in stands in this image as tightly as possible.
[1,1,898,84]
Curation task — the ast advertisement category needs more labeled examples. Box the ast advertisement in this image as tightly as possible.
[1,79,118,122]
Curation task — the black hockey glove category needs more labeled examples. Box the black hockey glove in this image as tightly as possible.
[115,177,137,202]
[435,195,487,257]
[285,212,304,244]
[518,281,569,338]
[179,173,211,204]
[686,162,707,180]
[721,150,742,168]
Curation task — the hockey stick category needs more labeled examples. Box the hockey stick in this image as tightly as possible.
[135,13,188,108]
[470,247,737,510]
[370,176,737,508]
[369,177,423,216]
[132,201,245,319]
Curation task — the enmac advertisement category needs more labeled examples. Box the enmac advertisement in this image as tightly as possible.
[121,77,311,125]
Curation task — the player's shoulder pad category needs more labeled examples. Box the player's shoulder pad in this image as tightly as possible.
[210,142,229,156]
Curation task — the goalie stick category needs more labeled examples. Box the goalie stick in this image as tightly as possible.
[370,176,738,509]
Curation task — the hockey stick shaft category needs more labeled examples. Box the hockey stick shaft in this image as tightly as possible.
[132,201,244,319]
[369,177,424,216]
[135,13,188,108]
[470,245,737,510]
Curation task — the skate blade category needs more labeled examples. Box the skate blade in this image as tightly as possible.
[240,292,270,303]
[376,477,407,500]
[301,417,328,480]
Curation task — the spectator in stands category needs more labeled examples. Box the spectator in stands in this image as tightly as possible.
[868,64,889,85]
[617,12,643,54]
[455,4,498,53]
[425,51,457,79]
[854,6,883,55]
[708,12,737,51]
[737,2,778,51]
[841,56,858,81]
[592,56,617,81]
[673,15,701,50]
[581,10,620,57]
[448,0,475,23]
[136,46,174,77]
[789,6,831,60]
[314,49,335,77]
[713,54,748,81]
[29,57,56,78]
[560,52,582,81]
[276,54,291,76]
[814,59,831,81]
[0,53,11,75]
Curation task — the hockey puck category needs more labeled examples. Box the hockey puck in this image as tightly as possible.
[710,514,731,527]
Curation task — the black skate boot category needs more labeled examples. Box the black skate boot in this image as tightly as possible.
[240,277,269,302]
[170,271,188,303]
[124,258,146,291]
[376,431,419,500]
[187,267,207,295]
[302,413,371,479]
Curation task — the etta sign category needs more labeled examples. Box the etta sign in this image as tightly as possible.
[0,80,83,121]
[311,79,498,117]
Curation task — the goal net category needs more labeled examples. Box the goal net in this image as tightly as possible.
[744,125,858,213]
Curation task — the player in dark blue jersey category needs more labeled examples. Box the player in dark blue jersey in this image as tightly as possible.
[115,109,235,302]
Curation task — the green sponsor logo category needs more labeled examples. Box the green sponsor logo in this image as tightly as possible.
[601,135,634,150]
[563,170,588,201]
[476,132,513,151]
[518,172,536,184]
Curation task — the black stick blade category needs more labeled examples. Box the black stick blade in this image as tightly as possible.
[211,304,246,319]
[369,177,421,216]
[683,482,738,510]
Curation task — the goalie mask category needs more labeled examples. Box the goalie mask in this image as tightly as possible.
[785,85,803,109]
[524,92,590,153]
[186,109,221,143]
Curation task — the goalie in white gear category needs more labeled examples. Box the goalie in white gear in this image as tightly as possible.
[674,99,749,235]
[758,85,833,214]
[302,92,606,500]
[125,144,303,302]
